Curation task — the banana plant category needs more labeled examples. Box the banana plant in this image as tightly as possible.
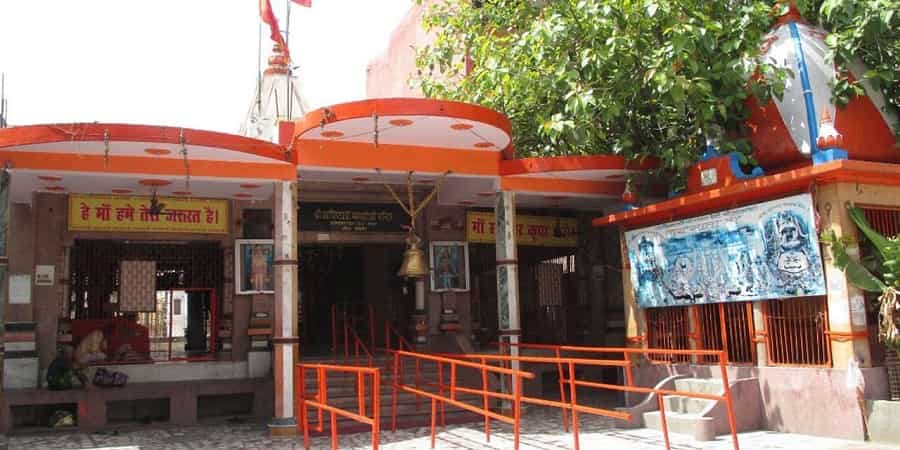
[821,205,900,354]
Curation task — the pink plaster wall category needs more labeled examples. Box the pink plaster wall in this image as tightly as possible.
[13,193,258,375]
[365,1,439,99]
[5,203,35,324]
[33,194,68,367]
[630,363,888,441]
[422,203,473,353]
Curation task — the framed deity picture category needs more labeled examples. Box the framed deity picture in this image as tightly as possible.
[429,241,470,292]
[235,239,275,295]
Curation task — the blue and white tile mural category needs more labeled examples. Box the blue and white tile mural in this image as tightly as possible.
[625,193,826,308]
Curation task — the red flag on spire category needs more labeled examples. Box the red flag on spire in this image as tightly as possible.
[259,0,289,57]
[292,0,311,6]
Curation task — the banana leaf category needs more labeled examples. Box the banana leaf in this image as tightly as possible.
[847,205,900,287]
[848,206,894,259]
[823,230,886,293]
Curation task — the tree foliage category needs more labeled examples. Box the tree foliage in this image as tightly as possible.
[799,0,899,112]
[413,0,898,185]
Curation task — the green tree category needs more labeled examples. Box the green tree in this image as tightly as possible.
[414,0,898,189]
[798,0,899,111]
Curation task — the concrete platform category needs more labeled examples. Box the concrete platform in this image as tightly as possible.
[7,406,896,450]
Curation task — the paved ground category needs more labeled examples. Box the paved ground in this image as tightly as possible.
[7,407,899,450]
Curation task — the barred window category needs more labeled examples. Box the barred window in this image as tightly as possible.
[764,296,831,366]
[645,306,692,363]
[695,302,756,364]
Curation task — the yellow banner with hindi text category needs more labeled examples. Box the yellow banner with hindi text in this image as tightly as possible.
[68,194,229,234]
[466,211,578,247]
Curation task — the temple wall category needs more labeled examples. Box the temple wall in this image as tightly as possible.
[3,192,267,388]
[618,181,900,441]
[365,1,438,99]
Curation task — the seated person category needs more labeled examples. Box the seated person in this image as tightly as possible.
[72,328,108,387]
[46,348,74,390]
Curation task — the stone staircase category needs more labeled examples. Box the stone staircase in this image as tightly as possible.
[641,377,762,441]
[868,400,900,445]
[298,355,482,434]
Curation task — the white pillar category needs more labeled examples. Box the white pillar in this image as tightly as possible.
[817,184,872,368]
[414,279,427,345]
[415,279,426,312]
[270,180,299,436]
[752,301,768,367]
[495,191,521,408]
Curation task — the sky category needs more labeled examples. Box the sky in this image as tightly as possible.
[0,0,414,133]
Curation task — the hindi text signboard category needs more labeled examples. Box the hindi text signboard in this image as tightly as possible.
[467,211,578,247]
[625,193,826,308]
[299,202,407,233]
[68,194,228,234]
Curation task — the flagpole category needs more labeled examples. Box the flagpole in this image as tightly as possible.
[285,0,292,121]
[257,21,262,117]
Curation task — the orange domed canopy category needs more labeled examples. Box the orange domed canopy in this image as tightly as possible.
[291,98,658,211]
[0,123,294,203]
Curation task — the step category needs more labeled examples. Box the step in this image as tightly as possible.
[300,395,484,432]
[663,395,716,415]
[301,394,484,415]
[643,410,717,441]
[301,374,446,393]
[673,378,723,395]
[302,409,482,435]
[867,400,900,445]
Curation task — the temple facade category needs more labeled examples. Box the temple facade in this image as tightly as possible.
[0,2,897,447]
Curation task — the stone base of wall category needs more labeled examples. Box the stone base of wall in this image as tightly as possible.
[629,363,888,441]
[248,350,272,378]
[0,377,273,433]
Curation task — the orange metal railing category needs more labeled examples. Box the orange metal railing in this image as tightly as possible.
[384,321,414,352]
[295,363,381,450]
[462,343,741,450]
[491,341,634,432]
[330,303,376,367]
[321,315,742,450]
[331,303,376,355]
[347,324,375,367]
[388,349,535,450]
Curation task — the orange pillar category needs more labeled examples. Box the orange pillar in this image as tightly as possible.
[270,180,299,437]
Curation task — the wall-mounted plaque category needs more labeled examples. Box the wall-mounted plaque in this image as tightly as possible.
[34,265,55,286]
[300,202,407,233]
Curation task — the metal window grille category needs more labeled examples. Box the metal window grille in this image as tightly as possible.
[135,289,215,361]
[542,254,576,274]
[861,206,900,238]
[69,240,223,319]
[694,302,756,364]
[645,306,692,363]
[535,263,563,307]
[764,296,831,367]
